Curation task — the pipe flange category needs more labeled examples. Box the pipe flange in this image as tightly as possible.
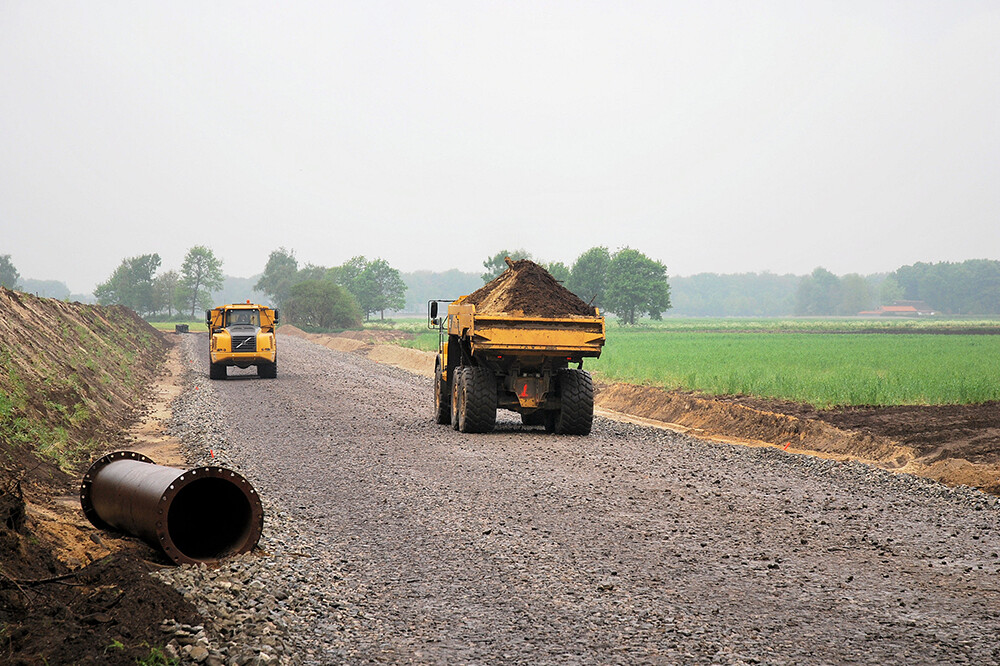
[155,465,265,565]
[80,450,155,530]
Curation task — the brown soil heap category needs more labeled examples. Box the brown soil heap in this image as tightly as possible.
[464,259,595,317]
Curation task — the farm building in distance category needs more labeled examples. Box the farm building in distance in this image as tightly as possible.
[859,300,936,316]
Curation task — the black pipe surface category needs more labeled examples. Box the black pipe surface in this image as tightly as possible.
[80,451,264,565]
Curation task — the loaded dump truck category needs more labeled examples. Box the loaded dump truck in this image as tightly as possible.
[206,301,279,379]
[429,259,605,435]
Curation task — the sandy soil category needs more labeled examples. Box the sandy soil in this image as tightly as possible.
[465,259,595,316]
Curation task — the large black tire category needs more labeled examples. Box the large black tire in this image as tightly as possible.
[434,357,451,425]
[552,369,594,435]
[259,358,277,379]
[209,361,227,380]
[456,366,497,433]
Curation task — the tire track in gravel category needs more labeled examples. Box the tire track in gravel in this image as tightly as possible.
[184,334,1000,665]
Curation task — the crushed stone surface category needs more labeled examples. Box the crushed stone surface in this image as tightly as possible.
[160,334,1000,665]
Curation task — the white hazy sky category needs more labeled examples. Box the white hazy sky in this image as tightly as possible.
[2,1,998,293]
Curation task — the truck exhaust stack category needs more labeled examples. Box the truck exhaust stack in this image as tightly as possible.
[80,451,264,565]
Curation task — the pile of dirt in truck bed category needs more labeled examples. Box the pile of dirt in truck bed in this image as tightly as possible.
[0,288,199,664]
[464,259,595,317]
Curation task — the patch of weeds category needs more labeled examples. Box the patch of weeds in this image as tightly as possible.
[104,638,125,654]
[0,393,13,421]
[135,644,179,666]
[69,402,91,428]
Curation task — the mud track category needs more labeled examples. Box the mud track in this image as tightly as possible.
[178,333,1000,664]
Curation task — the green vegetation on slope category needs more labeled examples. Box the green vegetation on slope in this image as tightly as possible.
[0,289,167,472]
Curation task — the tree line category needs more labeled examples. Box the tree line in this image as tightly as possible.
[674,259,1000,316]
[253,248,406,329]
[7,249,997,321]
[89,246,409,330]
[92,246,225,318]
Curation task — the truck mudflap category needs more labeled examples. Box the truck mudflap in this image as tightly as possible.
[511,375,550,409]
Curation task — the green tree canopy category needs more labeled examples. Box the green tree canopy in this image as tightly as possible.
[878,275,904,306]
[330,257,407,320]
[254,247,299,307]
[296,263,328,283]
[794,267,841,315]
[356,258,408,320]
[329,255,369,294]
[94,253,161,315]
[0,254,21,290]
[894,259,1000,314]
[152,270,180,317]
[545,261,571,284]
[567,246,611,308]
[179,246,224,316]
[284,279,363,329]
[838,273,874,315]
[482,249,532,283]
[604,248,671,324]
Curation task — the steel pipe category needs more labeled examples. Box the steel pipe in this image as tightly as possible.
[80,451,264,565]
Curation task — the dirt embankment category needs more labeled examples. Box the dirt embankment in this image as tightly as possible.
[595,384,1000,493]
[0,288,198,665]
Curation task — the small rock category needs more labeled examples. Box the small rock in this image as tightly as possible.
[189,645,210,662]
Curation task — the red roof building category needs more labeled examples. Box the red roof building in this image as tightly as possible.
[858,301,936,316]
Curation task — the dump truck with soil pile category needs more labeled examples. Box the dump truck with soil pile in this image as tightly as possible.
[430,260,605,434]
[206,302,279,379]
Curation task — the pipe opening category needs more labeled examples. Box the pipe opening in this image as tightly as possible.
[167,477,255,560]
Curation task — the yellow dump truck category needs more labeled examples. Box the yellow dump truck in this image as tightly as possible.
[429,299,605,434]
[206,302,279,379]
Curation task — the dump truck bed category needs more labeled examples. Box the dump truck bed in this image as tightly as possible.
[447,302,605,357]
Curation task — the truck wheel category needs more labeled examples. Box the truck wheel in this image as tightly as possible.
[434,357,451,425]
[259,360,277,379]
[553,369,594,435]
[209,361,227,380]
[450,367,466,430]
[458,366,496,433]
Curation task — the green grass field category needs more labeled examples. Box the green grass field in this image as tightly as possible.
[588,323,1000,407]
[147,320,208,332]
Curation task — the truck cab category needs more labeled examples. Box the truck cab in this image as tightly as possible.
[206,302,279,379]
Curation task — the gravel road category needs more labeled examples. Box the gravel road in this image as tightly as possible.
[158,334,1000,665]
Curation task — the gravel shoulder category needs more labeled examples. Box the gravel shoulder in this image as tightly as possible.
[159,333,1000,665]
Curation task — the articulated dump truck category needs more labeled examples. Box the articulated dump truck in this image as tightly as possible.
[429,260,606,435]
[206,301,279,379]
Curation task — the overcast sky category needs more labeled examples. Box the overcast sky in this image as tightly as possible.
[2,1,998,293]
